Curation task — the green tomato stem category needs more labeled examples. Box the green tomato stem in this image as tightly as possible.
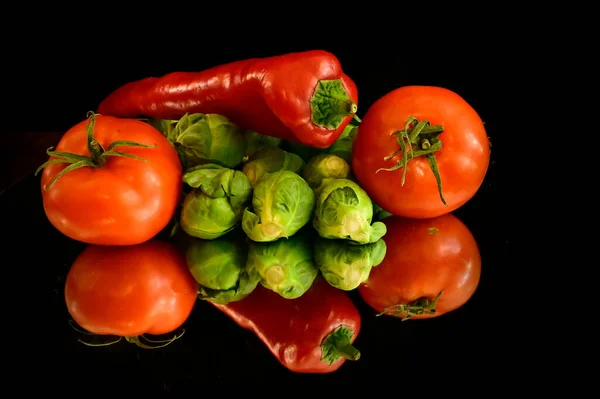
[375,116,447,205]
[35,111,157,191]
[376,290,444,320]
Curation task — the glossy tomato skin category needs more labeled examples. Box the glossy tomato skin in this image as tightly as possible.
[352,86,490,219]
[358,213,481,319]
[65,239,199,336]
[41,116,182,245]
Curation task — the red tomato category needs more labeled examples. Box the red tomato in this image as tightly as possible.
[352,86,490,219]
[65,239,199,337]
[39,114,182,245]
[358,214,481,320]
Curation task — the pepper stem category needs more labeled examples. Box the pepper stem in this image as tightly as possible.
[376,116,447,205]
[309,79,357,130]
[376,290,444,320]
[35,112,157,191]
[320,325,361,365]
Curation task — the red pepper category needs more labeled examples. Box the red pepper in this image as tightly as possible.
[211,277,361,374]
[97,50,358,148]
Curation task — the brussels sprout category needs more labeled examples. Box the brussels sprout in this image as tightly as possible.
[242,170,315,242]
[183,163,251,209]
[246,234,318,299]
[242,147,305,187]
[314,237,386,291]
[243,130,282,160]
[180,165,252,240]
[280,140,327,163]
[372,202,393,221]
[149,113,246,169]
[326,124,358,164]
[302,153,350,189]
[312,178,386,244]
[186,237,261,304]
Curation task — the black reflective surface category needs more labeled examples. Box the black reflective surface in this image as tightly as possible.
[3,47,507,393]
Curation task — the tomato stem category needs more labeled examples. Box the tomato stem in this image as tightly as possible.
[375,116,447,205]
[35,112,158,191]
[68,319,186,349]
[376,290,444,320]
[125,330,185,349]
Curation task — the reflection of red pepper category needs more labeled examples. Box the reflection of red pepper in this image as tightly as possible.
[211,277,361,374]
[97,50,358,148]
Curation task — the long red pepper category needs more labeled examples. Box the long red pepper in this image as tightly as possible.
[97,50,358,148]
[211,277,361,374]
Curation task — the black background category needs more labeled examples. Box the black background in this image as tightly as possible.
[3,33,508,393]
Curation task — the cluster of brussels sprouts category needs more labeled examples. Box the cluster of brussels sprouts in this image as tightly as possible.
[150,113,390,304]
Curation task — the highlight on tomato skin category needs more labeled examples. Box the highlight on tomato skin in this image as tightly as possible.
[64,239,199,348]
[358,213,482,321]
[351,85,491,219]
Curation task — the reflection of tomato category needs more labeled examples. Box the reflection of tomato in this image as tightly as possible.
[39,114,182,246]
[358,214,481,320]
[65,239,199,336]
[352,86,490,219]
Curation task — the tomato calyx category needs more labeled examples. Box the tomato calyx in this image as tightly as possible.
[376,116,447,205]
[376,290,444,320]
[320,325,361,365]
[68,320,185,349]
[35,112,157,191]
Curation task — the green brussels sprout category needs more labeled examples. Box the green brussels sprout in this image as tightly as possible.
[372,202,393,221]
[280,140,327,163]
[242,147,305,187]
[314,237,386,291]
[186,237,261,304]
[246,234,318,299]
[242,170,315,242]
[243,130,282,161]
[326,124,358,164]
[302,153,350,189]
[148,113,246,169]
[180,164,252,240]
[312,178,386,244]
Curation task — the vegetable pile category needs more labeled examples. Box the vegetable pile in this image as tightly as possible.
[37,50,491,374]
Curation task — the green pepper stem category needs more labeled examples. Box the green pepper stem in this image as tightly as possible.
[335,342,361,361]
[309,79,357,130]
[35,111,157,191]
[375,116,447,205]
[320,325,361,365]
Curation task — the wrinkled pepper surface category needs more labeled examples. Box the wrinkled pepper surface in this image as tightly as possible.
[212,277,361,373]
[97,50,358,148]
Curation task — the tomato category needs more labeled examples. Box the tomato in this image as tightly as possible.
[352,86,490,219]
[65,239,199,337]
[38,113,182,246]
[358,213,481,320]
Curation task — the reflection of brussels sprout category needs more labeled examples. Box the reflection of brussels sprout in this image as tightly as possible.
[242,147,305,187]
[314,238,386,291]
[313,178,386,244]
[244,130,282,160]
[180,165,252,240]
[149,113,246,169]
[242,170,315,242]
[186,237,261,304]
[246,234,318,299]
[327,124,358,163]
[302,153,350,189]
